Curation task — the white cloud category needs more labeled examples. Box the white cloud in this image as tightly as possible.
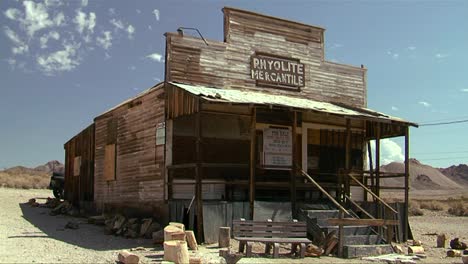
[460,88,468,92]
[435,53,449,59]
[148,25,152,30]
[127,25,135,39]
[39,31,60,48]
[129,65,136,71]
[110,18,124,30]
[391,106,399,111]
[330,43,343,49]
[4,8,22,20]
[96,31,112,50]
[4,26,29,54]
[81,0,88,7]
[418,101,431,107]
[74,10,96,34]
[407,46,416,51]
[387,50,399,59]
[22,1,55,37]
[44,0,63,7]
[136,9,141,14]
[146,53,163,62]
[54,12,65,26]
[108,8,116,16]
[37,42,81,75]
[381,139,404,165]
[153,9,160,21]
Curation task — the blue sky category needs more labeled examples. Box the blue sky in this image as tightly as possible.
[1,0,467,169]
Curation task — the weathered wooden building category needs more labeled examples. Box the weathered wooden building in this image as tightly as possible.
[64,7,417,256]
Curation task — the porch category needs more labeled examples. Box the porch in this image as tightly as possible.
[164,82,416,255]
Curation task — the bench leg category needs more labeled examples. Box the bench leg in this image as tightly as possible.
[291,243,298,255]
[299,243,306,258]
[265,243,271,254]
[239,241,245,253]
[273,243,280,258]
[246,242,253,257]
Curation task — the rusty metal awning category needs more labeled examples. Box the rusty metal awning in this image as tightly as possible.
[169,82,417,127]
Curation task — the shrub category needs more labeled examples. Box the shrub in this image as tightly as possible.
[409,202,424,216]
[448,202,468,217]
[420,201,444,211]
[0,172,49,189]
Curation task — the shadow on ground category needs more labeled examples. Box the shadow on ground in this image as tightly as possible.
[18,201,156,251]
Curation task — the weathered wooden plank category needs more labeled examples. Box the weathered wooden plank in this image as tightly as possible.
[327,218,399,226]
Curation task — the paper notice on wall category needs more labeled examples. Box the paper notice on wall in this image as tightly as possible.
[263,127,292,167]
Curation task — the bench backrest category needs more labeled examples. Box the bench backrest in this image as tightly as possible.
[232,220,307,238]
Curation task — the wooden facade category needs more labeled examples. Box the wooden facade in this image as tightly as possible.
[64,124,95,207]
[64,7,416,247]
[92,84,166,217]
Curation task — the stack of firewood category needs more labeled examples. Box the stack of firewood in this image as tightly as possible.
[97,214,161,239]
[162,222,200,264]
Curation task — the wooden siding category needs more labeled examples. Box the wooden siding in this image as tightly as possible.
[165,7,367,107]
[93,86,165,212]
[64,124,95,206]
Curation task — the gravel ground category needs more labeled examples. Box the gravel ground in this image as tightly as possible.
[0,187,466,264]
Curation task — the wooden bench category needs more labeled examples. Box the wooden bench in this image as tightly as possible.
[232,219,311,258]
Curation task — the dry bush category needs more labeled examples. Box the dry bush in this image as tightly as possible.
[419,201,444,211]
[409,202,424,216]
[447,202,468,217]
[0,172,49,189]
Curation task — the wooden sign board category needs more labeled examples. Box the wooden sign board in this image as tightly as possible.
[263,128,292,167]
[251,55,305,89]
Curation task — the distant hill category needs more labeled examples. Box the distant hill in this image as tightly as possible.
[0,160,63,189]
[379,159,464,190]
[439,164,468,186]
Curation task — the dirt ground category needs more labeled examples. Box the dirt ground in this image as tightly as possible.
[0,187,467,264]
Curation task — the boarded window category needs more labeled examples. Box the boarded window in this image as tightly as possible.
[107,118,118,144]
[104,144,116,181]
[73,156,81,176]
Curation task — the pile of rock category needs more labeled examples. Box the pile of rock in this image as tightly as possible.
[90,214,162,239]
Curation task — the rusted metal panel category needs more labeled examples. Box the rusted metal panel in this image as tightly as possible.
[168,82,416,127]
[93,85,166,211]
[165,7,367,107]
[64,124,95,206]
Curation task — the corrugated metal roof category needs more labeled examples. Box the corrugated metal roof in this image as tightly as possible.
[170,82,417,127]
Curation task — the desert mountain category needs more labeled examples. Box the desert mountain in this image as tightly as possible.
[439,164,468,186]
[379,159,463,190]
[2,160,64,175]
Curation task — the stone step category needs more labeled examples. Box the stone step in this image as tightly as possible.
[343,235,381,246]
[320,225,372,236]
[343,244,394,258]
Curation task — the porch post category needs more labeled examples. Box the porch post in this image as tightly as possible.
[195,106,203,240]
[375,123,381,197]
[404,126,410,241]
[249,107,256,219]
[345,119,351,204]
[291,111,297,218]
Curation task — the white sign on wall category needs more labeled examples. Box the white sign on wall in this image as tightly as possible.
[263,127,292,167]
[156,122,165,145]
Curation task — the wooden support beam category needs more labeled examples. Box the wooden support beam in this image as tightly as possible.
[249,107,256,219]
[345,119,351,204]
[375,123,381,197]
[404,126,410,241]
[195,106,203,241]
[291,111,297,218]
[367,141,374,202]
[348,174,398,214]
[327,218,399,226]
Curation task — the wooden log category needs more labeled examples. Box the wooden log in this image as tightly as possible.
[436,233,446,248]
[189,257,202,264]
[118,250,140,264]
[169,222,185,231]
[164,225,186,241]
[408,246,424,255]
[218,227,231,248]
[185,230,198,250]
[462,254,468,264]
[164,240,189,264]
[447,249,462,257]
[413,240,422,246]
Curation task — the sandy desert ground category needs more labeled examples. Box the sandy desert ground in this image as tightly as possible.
[0,187,467,264]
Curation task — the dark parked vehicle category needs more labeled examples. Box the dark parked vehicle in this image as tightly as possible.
[49,172,64,199]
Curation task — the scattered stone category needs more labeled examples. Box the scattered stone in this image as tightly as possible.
[65,221,79,230]
[88,215,106,225]
[392,244,404,254]
[450,238,467,250]
[412,240,422,246]
[117,250,139,264]
[28,198,36,204]
[152,230,164,244]
[306,243,324,257]
[130,247,146,251]
[447,249,462,257]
